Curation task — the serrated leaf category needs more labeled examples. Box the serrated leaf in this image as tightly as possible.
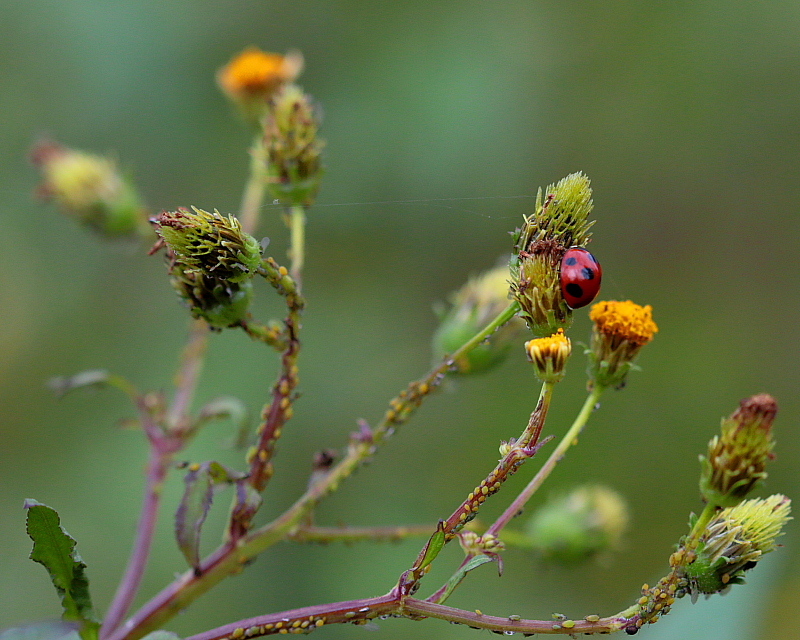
[0,622,80,640]
[175,463,244,572]
[24,501,99,633]
[437,554,495,604]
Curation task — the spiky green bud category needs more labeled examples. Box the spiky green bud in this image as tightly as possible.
[699,394,777,507]
[154,207,262,284]
[264,84,324,206]
[682,495,791,596]
[525,485,629,564]
[31,140,149,237]
[432,263,525,374]
[509,172,595,336]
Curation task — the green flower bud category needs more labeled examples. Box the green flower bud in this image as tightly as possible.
[682,495,791,596]
[432,264,525,374]
[525,485,629,564]
[31,140,148,237]
[264,84,324,206]
[699,394,777,507]
[153,207,262,284]
[509,172,595,336]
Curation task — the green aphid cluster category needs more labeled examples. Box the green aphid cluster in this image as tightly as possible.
[509,172,595,337]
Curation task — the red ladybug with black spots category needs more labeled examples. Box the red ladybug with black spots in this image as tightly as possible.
[560,247,602,309]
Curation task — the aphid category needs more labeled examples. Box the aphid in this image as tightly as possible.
[560,247,602,309]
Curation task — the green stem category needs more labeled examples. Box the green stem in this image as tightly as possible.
[238,136,268,235]
[487,384,605,537]
[288,204,306,286]
[110,301,521,640]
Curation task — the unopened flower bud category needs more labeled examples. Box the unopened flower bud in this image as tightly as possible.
[169,263,253,329]
[524,329,571,383]
[432,263,525,374]
[264,85,323,206]
[153,207,262,284]
[587,300,658,389]
[31,140,148,237]
[217,47,303,123]
[699,394,777,507]
[681,494,790,596]
[525,485,629,564]
[510,172,596,336]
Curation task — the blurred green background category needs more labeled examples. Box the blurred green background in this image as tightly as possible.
[1,2,798,639]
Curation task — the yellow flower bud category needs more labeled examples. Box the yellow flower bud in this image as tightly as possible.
[524,329,571,383]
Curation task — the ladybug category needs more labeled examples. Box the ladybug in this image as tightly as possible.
[560,247,602,309]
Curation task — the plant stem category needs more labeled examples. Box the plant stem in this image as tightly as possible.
[289,524,434,544]
[238,136,268,235]
[287,204,305,287]
[101,431,176,637]
[110,301,522,640]
[167,319,209,431]
[178,593,627,640]
[486,384,605,537]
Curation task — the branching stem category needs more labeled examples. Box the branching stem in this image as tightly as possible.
[487,383,605,537]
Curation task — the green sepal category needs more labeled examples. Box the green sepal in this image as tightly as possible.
[23,501,99,639]
[47,370,138,401]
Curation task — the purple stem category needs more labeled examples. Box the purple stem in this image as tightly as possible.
[101,445,172,638]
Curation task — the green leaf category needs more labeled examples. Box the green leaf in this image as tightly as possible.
[417,522,446,572]
[24,500,99,634]
[175,463,244,572]
[437,554,495,604]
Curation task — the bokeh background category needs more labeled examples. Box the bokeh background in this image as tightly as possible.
[1,2,799,639]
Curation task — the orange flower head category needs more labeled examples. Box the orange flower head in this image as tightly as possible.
[217,47,303,120]
[587,300,658,389]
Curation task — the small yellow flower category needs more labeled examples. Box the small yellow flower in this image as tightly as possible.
[525,328,571,383]
[589,300,658,346]
[217,47,303,120]
[587,300,658,389]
